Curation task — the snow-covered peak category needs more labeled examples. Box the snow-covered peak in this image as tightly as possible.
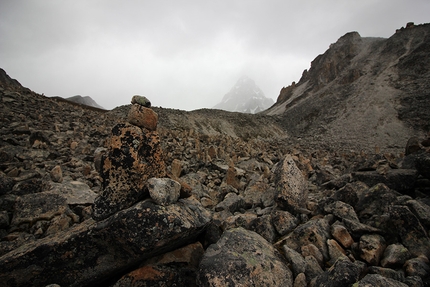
[213,76,274,114]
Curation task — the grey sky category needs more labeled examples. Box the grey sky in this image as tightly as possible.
[1,1,429,110]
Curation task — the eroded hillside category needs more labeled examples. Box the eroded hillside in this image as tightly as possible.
[265,23,430,153]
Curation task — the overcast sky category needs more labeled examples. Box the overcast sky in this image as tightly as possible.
[1,1,429,110]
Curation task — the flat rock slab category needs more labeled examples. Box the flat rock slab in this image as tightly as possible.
[0,198,211,287]
[44,180,98,205]
[197,227,293,286]
[353,169,417,194]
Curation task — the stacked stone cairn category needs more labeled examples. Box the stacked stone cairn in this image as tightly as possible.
[93,95,185,220]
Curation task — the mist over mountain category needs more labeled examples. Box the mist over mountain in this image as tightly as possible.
[65,95,105,110]
[213,76,274,114]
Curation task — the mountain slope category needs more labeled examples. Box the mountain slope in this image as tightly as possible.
[264,22,430,153]
[65,95,105,109]
[214,76,274,114]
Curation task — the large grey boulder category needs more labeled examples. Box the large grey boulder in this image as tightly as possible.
[272,154,308,213]
[197,227,293,286]
[0,198,211,287]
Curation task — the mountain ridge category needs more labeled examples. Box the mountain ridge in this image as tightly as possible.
[264,22,430,153]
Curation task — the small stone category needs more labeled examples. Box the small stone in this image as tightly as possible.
[147,178,181,206]
[128,104,158,131]
[50,165,63,183]
[327,239,349,264]
[283,245,307,277]
[131,95,151,107]
[301,244,324,267]
[171,159,182,179]
[331,223,354,248]
[272,210,299,236]
[293,273,307,287]
[404,256,430,278]
[359,234,387,266]
[381,243,411,268]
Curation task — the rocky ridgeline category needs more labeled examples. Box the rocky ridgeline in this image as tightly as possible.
[1,83,430,286]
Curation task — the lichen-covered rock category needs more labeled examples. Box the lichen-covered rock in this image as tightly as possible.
[93,123,166,220]
[272,209,299,236]
[311,258,361,287]
[214,192,245,213]
[359,234,387,266]
[131,95,151,107]
[388,205,430,258]
[277,218,331,262]
[381,243,411,268]
[147,177,181,206]
[357,274,408,287]
[272,154,308,213]
[331,223,354,249]
[128,104,158,131]
[0,198,211,287]
[197,227,293,286]
[324,199,359,222]
[404,255,430,278]
[113,242,204,287]
[44,179,98,205]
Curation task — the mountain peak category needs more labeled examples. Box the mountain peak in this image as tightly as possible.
[213,76,274,114]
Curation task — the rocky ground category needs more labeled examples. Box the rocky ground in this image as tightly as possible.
[1,77,430,286]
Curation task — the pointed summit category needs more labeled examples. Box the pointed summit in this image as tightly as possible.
[213,76,274,114]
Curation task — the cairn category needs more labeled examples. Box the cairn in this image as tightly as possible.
[93,96,166,220]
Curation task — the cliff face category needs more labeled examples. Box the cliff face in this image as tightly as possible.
[265,23,430,153]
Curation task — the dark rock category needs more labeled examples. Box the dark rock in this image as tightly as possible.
[405,137,423,155]
[277,218,331,261]
[131,95,151,107]
[368,266,405,282]
[324,199,359,222]
[388,205,430,258]
[381,243,412,268]
[405,199,430,229]
[243,179,276,208]
[283,245,307,277]
[358,273,409,286]
[196,227,293,286]
[11,178,42,196]
[359,234,387,266]
[29,131,50,146]
[305,255,324,281]
[271,209,299,236]
[0,198,211,287]
[415,152,430,180]
[311,258,361,287]
[214,192,245,213]
[354,183,399,227]
[112,242,204,287]
[353,169,418,194]
[249,214,276,243]
[0,172,14,195]
[404,256,430,278]
[332,182,359,207]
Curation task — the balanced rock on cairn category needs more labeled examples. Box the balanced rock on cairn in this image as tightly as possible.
[93,96,166,220]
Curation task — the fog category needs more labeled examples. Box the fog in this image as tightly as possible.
[1,0,428,110]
